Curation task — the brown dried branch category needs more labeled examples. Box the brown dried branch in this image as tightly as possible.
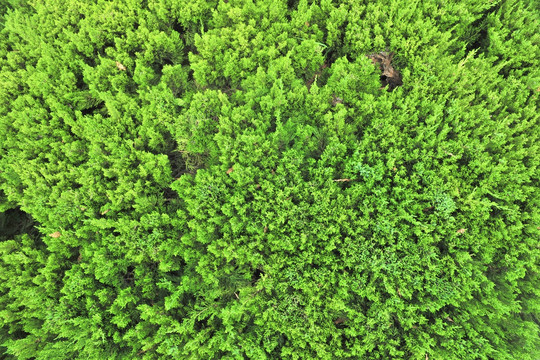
[367,51,403,91]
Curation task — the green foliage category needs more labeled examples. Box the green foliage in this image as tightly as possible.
[1,0,539,358]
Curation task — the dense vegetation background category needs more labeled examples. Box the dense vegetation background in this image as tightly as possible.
[0,0,539,358]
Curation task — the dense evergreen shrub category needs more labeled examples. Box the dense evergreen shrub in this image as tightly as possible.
[1,0,539,358]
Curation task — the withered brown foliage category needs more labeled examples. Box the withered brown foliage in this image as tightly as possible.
[367,51,403,91]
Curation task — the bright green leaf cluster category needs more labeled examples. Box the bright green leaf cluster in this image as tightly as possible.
[1,0,539,359]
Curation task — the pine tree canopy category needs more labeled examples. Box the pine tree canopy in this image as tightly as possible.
[0,0,539,359]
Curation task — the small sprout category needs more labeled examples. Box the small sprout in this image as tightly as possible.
[306,62,328,90]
